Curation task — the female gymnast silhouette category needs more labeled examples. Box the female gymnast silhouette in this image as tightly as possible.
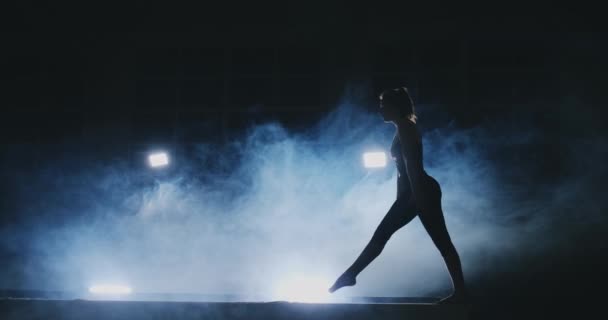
[328,87,467,304]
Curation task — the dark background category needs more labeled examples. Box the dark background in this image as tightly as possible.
[1,2,607,317]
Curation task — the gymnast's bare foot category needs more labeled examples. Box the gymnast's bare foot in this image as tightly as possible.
[328,271,356,293]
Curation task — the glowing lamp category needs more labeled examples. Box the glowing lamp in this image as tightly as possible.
[363,151,387,168]
[88,284,132,295]
[148,152,169,168]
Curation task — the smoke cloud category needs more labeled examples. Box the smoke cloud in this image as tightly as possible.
[1,92,606,301]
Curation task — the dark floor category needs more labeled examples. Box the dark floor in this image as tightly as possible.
[0,299,472,320]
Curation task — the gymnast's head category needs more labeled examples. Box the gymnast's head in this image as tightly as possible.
[379,87,417,124]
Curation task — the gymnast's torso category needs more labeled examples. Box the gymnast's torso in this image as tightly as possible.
[391,134,413,197]
[391,128,436,201]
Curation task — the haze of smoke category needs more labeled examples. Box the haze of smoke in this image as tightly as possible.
[1,96,606,299]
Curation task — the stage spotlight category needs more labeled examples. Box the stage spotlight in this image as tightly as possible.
[274,275,331,303]
[363,151,386,168]
[88,284,132,295]
[148,152,169,168]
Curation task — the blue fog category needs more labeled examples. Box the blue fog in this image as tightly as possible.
[1,95,606,299]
